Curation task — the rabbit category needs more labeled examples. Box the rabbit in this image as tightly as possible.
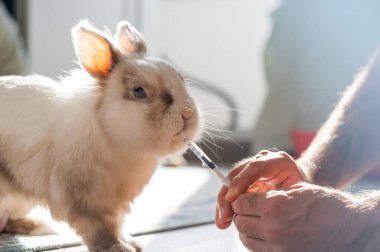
[0,19,200,252]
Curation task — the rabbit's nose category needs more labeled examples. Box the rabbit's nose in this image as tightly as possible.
[182,101,195,120]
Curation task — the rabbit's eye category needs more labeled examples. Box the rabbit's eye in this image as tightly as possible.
[132,87,147,98]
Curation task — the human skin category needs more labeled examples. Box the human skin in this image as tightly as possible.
[215,150,307,231]
[231,183,380,252]
[216,49,380,251]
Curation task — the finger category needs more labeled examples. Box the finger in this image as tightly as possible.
[215,204,233,229]
[215,205,230,229]
[277,150,292,158]
[248,181,275,193]
[232,156,254,171]
[217,158,257,228]
[216,186,234,229]
[232,192,266,216]
[238,233,266,252]
[229,159,251,179]
[247,181,264,193]
[228,167,244,180]
[226,163,264,201]
[263,171,289,186]
[226,154,295,201]
[258,183,275,193]
[215,205,219,225]
[234,215,265,239]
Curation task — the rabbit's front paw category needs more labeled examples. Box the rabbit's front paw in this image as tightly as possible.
[107,242,139,252]
[123,235,142,252]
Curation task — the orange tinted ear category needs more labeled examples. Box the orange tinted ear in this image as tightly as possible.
[73,20,116,79]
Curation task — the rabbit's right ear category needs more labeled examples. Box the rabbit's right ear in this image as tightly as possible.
[116,21,147,57]
[72,20,117,80]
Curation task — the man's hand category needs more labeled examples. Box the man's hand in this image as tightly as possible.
[216,150,306,229]
[231,183,380,252]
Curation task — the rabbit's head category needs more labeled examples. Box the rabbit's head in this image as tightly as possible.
[72,20,200,156]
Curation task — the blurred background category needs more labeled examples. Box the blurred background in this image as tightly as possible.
[2,0,380,167]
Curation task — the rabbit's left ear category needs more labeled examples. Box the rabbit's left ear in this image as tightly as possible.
[72,20,117,79]
[116,21,147,56]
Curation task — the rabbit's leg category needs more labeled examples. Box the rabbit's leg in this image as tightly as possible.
[5,217,54,235]
[1,194,54,235]
[122,233,142,252]
[0,211,9,232]
[67,212,140,252]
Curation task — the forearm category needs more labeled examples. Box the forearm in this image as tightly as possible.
[298,49,380,188]
[347,191,380,251]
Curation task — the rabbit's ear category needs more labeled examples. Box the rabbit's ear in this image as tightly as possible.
[116,21,147,57]
[72,20,117,79]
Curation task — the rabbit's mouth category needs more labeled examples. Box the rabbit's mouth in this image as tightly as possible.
[175,128,186,141]
[175,120,195,139]
[176,114,197,136]
[172,108,200,146]
[175,122,199,143]
[176,122,187,135]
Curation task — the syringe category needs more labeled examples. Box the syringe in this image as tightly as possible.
[183,135,231,187]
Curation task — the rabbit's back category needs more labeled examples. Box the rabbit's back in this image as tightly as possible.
[0,76,60,195]
[0,75,60,150]
[0,75,59,128]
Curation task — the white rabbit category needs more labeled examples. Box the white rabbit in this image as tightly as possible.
[0,20,200,252]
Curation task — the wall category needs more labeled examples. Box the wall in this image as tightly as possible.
[27,0,134,77]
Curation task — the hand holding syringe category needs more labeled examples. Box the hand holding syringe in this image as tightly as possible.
[182,135,231,187]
